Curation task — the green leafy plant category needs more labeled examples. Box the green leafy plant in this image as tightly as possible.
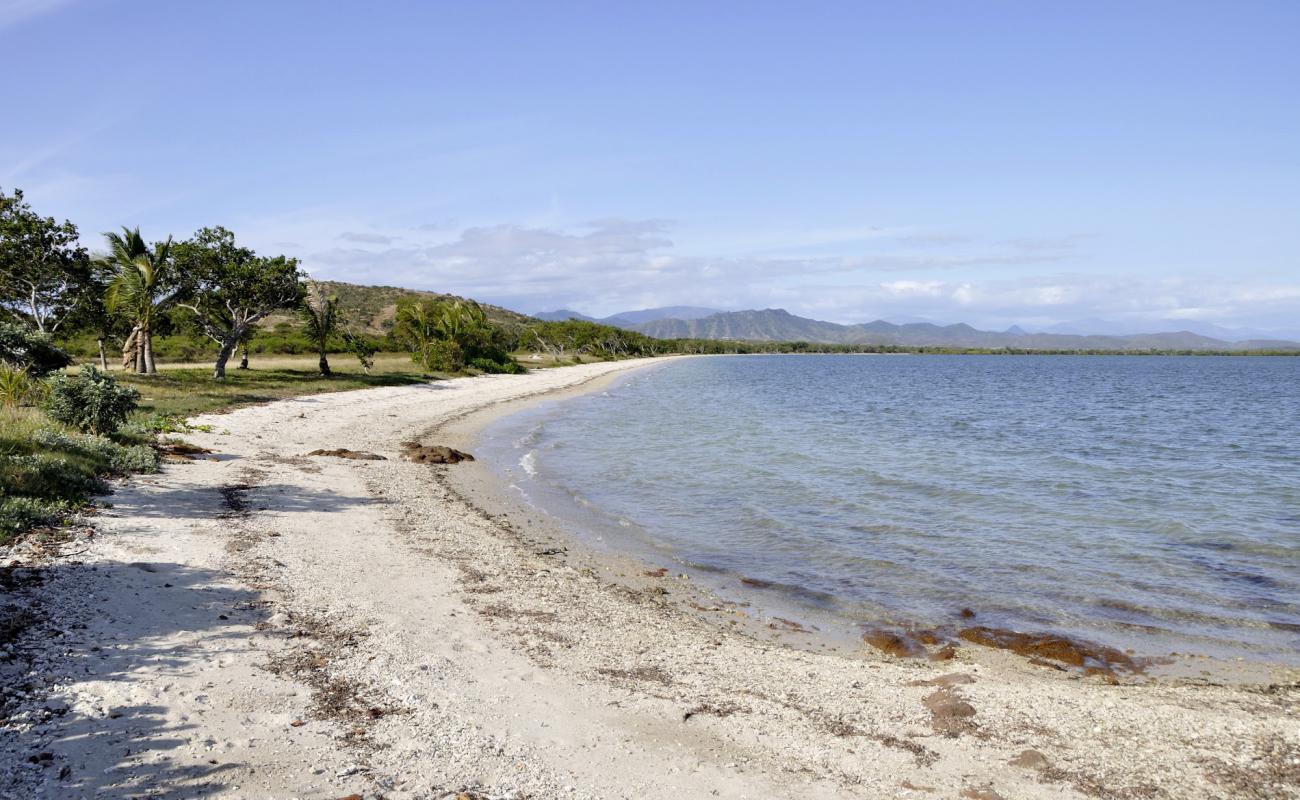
[468,357,525,374]
[341,330,378,374]
[0,320,73,376]
[0,497,68,539]
[301,282,339,376]
[394,297,515,373]
[42,365,140,435]
[0,365,33,407]
[103,226,177,374]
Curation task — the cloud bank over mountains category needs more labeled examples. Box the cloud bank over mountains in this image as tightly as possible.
[296,218,1300,336]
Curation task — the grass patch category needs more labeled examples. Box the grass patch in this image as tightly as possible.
[0,408,158,544]
[109,353,435,421]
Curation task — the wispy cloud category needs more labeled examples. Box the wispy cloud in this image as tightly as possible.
[227,215,1300,330]
[338,231,397,245]
[0,0,76,31]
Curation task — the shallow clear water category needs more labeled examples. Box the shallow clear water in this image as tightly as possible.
[480,355,1300,663]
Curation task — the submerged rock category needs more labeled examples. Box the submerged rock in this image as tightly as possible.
[957,625,1143,676]
[862,628,929,659]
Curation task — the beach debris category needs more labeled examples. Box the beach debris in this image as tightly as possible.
[957,626,1143,677]
[924,685,977,735]
[930,643,958,660]
[399,441,475,464]
[863,619,1143,678]
[644,567,669,578]
[156,439,215,462]
[1009,748,1050,769]
[908,672,976,687]
[306,448,387,460]
[959,788,1005,800]
[960,607,977,618]
[596,665,674,686]
[768,616,813,632]
[682,701,745,721]
[862,626,945,660]
[900,780,937,793]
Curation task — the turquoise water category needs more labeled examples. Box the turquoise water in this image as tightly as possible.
[479,355,1300,663]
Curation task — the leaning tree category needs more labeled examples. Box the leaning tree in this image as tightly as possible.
[172,226,303,379]
[103,227,178,374]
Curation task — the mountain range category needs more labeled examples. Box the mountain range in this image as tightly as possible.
[534,306,721,327]
[536,307,1300,351]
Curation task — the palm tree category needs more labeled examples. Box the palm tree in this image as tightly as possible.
[301,282,338,376]
[103,227,175,374]
[434,299,488,341]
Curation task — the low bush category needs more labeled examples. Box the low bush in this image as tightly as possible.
[342,330,378,374]
[0,365,36,407]
[120,413,211,436]
[0,410,158,543]
[43,366,140,435]
[0,452,106,500]
[422,339,465,372]
[468,357,526,375]
[0,497,68,540]
[0,321,72,376]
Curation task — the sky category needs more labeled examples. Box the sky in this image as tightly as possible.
[3,1,1299,334]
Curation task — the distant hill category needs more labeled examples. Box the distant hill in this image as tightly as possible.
[534,306,722,327]
[631,308,1300,351]
[261,281,535,334]
[1039,317,1300,342]
[259,285,1299,352]
[534,309,599,323]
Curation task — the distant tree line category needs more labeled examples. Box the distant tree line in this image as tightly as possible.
[0,186,518,381]
[2,186,1290,387]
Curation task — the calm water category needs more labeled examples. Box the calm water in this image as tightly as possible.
[479,355,1300,663]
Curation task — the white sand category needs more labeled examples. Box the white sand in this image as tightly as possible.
[2,357,1296,799]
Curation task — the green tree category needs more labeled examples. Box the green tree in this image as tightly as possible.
[103,227,177,374]
[393,297,438,368]
[0,187,93,334]
[172,226,304,379]
[394,297,510,371]
[341,330,378,374]
[301,282,339,376]
[0,319,72,376]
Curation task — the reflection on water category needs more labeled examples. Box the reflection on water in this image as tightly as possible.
[480,355,1300,664]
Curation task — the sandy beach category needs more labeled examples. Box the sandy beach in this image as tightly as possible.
[2,357,1297,800]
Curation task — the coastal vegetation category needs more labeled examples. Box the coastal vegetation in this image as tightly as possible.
[1,183,1294,545]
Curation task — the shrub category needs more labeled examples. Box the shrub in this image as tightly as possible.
[0,321,72,376]
[120,413,209,435]
[341,330,378,374]
[468,357,526,375]
[43,366,140,435]
[0,452,105,500]
[111,444,159,474]
[422,339,465,372]
[0,497,67,540]
[0,365,35,407]
[0,412,158,542]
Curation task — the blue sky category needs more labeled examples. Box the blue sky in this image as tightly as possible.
[3,1,1298,333]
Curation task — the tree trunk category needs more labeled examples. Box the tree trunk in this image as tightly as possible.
[238,343,249,370]
[318,348,331,377]
[121,326,139,371]
[97,339,108,371]
[213,336,239,380]
[141,326,156,374]
[134,325,145,373]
